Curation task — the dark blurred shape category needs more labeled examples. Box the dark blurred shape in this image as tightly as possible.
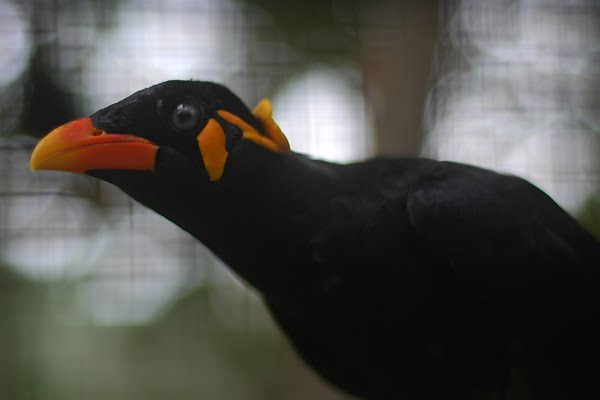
[21,57,79,137]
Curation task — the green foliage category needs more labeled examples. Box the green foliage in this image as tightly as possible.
[578,192,600,240]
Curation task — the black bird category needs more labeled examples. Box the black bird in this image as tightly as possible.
[31,81,599,399]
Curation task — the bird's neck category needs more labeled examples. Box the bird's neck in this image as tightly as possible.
[182,148,346,297]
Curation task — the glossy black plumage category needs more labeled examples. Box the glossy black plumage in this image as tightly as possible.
[51,81,600,399]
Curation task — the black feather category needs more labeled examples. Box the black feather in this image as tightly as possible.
[63,81,600,399]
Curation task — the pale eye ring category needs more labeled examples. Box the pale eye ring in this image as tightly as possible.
[171,103,202,131]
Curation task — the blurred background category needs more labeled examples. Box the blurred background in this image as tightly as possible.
[0,0,598,399]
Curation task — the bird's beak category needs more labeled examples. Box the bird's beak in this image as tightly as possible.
[30,117,159,173]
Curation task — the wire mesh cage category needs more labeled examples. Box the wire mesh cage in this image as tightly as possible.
[1,0,598,399]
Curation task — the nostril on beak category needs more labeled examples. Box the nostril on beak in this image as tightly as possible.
[90,128,104,137]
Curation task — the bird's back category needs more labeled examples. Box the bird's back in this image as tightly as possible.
[265,156,600,399]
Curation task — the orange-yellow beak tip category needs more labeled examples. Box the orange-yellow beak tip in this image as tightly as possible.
[30,117,159,174]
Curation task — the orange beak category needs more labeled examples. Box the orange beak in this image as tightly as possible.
[30,118,159,173]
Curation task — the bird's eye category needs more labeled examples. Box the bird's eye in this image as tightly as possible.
[170,103,202,132]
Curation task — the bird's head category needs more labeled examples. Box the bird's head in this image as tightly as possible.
[30,81,321,291]
[30,80,291,185]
